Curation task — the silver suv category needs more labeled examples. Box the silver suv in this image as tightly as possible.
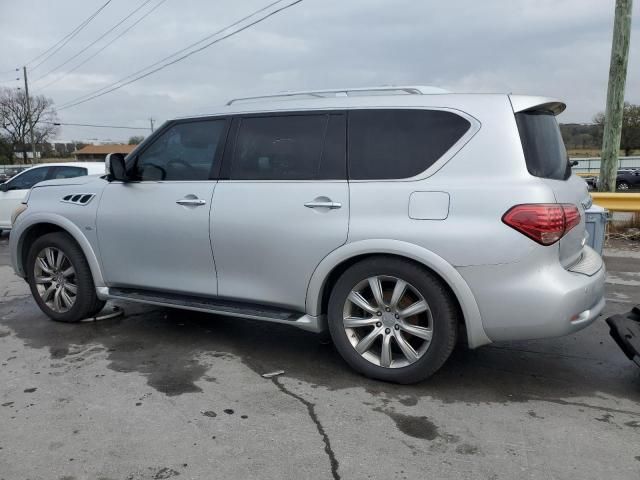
[10,86,605,383]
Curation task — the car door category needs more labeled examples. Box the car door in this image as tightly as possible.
[0,166,51,229]
[211,112,349,310]
[97,118,229,296]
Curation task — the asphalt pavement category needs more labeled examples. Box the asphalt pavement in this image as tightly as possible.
[0,230,639,480]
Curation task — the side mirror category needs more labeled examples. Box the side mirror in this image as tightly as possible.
[106,153,128,181]
[0,183,8,192]
[570,160,579,167]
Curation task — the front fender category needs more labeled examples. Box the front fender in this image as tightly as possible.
[10,212,106,288]
[305,239,491,349]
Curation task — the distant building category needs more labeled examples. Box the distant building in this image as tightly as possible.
[73,144,137,162]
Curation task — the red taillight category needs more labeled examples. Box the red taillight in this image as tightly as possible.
[502,204,581,246]
[562,204,581,232]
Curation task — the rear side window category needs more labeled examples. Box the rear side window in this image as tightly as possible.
[348,109,471,180]
[515,111,570,180]
[230,114,346,180]
[51,166,87,179]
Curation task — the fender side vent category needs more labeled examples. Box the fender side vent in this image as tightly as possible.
[61,193,95,205]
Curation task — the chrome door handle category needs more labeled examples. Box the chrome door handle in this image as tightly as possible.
[176,198,206,206]
[304,201,342,209]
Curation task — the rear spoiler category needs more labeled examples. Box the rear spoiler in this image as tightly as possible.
[509,95,566,116]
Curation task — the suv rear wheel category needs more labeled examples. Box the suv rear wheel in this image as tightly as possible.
[327,257,458,383]
[26,232,105,322]
[617,181,630,191]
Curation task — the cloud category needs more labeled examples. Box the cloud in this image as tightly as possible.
[0,0,638,141]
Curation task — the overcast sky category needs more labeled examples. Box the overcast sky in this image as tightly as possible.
[1,0,639,143]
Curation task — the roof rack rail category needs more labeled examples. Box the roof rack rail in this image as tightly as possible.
[226,85,449,106]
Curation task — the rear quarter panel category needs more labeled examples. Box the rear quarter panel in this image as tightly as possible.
[346,95,558,267]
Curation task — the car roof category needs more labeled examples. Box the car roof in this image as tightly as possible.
[14,162,104,175]
[174,86,565,120]
[20,161,103,169]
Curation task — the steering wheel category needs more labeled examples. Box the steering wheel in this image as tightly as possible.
[166,158,196,176]
[141,163,167,180]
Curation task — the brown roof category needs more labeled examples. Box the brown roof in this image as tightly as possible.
[73,144,137,155]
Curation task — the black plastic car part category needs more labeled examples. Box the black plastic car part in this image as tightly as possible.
[606,306,640,367]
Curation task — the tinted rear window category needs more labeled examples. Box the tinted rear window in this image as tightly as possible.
[51,166,87,179]
[348,109,471,180]
[515,111,570,180]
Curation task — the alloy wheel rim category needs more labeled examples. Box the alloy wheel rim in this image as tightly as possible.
[618,183,629,191]
[33,247,77,313]
[342,275,433,369]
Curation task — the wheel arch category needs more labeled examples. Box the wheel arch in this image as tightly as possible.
[306,240,491,349]
[12,213,105,288]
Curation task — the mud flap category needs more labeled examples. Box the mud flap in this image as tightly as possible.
[606,306,640,367]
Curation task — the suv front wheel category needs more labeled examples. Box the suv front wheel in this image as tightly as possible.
[26,232,105,322]
[327,257,458,384]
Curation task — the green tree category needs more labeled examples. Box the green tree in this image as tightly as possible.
[594,103,640,156]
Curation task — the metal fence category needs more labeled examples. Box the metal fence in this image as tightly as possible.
[572,156,640,174]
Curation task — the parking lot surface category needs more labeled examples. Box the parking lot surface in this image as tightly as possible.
[1,232,639,480]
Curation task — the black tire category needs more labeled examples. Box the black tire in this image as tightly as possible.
[26,232,103,322]
[88,297,107,319]
[617,181,630,191]
[327,257,458,384]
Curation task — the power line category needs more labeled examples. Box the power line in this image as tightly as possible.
[39,120,151,130]
[33,0,156,84]
[34,0,168,92]
[57,0,302,111]
[29,0,113,71]
[57,0,285,109]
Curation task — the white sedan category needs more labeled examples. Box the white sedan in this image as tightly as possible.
[0,162,105,233]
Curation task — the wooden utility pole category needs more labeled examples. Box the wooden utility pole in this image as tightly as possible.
[149,117,155,133]
[22,66,37,165]
[599,0,633,192]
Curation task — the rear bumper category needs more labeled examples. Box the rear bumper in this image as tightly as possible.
[457,246,606,342]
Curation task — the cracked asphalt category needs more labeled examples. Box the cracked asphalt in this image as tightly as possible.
[1,231,639,480]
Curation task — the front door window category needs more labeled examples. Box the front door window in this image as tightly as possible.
[134,120,226,181]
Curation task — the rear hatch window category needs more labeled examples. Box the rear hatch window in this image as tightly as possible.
[515,111,570,180]
[515,109,589,267]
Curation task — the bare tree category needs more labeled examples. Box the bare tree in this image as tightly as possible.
[0,87,59,163]
[128,135,145,145]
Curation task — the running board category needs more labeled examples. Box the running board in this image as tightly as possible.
[106,288,324,333]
